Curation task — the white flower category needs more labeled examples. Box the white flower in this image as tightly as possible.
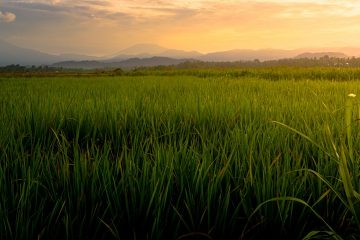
[348,93,356,97]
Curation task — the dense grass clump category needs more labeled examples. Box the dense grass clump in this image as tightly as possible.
[1,71,360,239]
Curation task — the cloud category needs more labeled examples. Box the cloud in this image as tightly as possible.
[4,0,122,21]
[0,11,16,22]
[2,0,360,54]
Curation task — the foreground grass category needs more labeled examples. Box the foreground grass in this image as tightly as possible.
[1,73,360,239]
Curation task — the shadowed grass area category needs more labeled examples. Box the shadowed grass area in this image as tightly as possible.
[1,72,360,239]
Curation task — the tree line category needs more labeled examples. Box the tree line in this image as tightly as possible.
[1,56,360,73]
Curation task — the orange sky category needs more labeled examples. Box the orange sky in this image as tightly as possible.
[1,0,360,55]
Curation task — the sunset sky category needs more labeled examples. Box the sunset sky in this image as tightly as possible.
[1,0,360,56]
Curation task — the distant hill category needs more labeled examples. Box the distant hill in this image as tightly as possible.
[2,39,360,67]
[58,53,103,61]
[299,47,360,57]
[51,57,191,69]
[116,44,167,56]
[51,61,107,69]
[107,44,203,62]
[112,57,190,68]
[200,49,301,62]
[0,39,61,66]
[295,52,348,59]
[0,39,102,66]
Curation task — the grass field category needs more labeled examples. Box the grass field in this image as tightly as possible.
[1,68,360,239]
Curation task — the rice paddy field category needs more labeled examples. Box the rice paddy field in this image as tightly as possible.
[2,67,360,239]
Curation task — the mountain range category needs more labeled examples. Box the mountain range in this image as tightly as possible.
[294,52,348,59]
[51,57,191,69]
[1,40,359,68]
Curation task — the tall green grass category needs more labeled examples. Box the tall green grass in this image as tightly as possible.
[1,73,360,239]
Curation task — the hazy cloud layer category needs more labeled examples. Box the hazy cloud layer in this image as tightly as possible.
[4,0,360,19]
[1,0,360,54]
[0,11,16,22]
[4,0,360,24]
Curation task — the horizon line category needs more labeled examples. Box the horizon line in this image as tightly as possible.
[2,38,360,57]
